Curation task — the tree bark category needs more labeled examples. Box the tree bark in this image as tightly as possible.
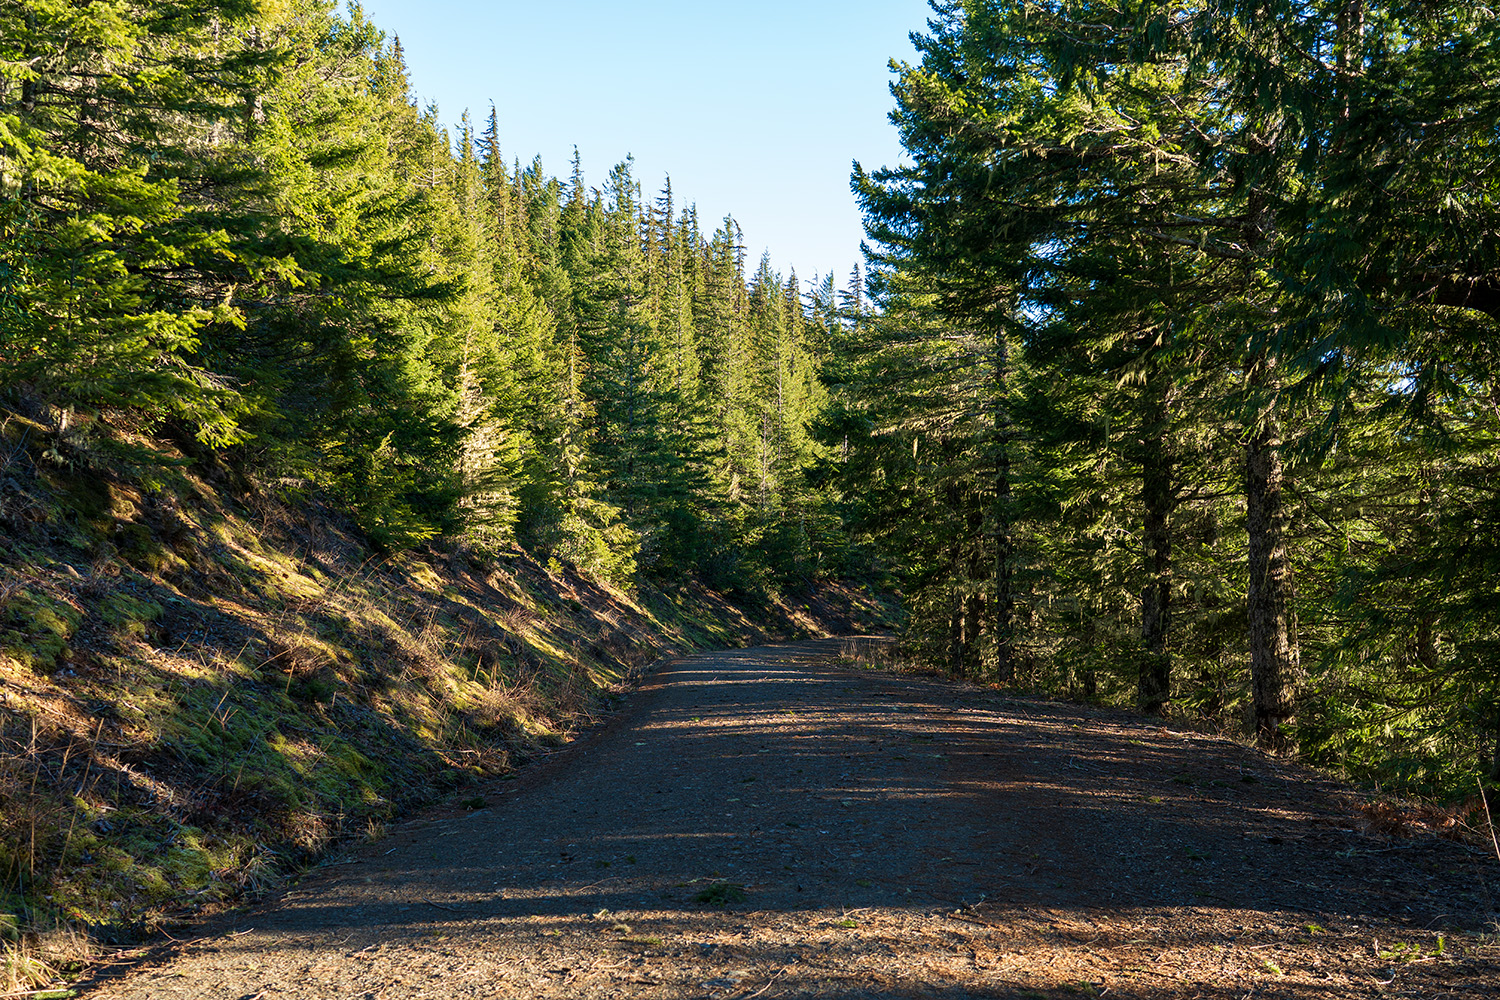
[1138,423,1172,714]
[962,489,985,677]
[946,481,967,676]
[991,323,1015,683]
[947,571,965,677]
[20,13,37,120]
[1246,425,1300,750]
[243,27,264,140]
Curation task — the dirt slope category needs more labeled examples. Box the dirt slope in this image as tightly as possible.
[80,639,1499,999]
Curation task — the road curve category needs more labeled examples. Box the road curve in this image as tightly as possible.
[81,638,1495,999]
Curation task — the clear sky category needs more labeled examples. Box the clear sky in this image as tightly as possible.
[353,0,928,287]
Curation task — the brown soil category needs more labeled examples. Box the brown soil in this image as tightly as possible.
[78,639,1500,999]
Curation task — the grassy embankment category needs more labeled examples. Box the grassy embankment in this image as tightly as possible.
[0,412,892,991]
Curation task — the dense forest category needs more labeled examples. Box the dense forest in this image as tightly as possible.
[839,0,1500,797]
[3,0,1498,830]
[0,0,853,595]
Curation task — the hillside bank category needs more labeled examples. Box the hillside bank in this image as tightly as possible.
[0,418,891,984]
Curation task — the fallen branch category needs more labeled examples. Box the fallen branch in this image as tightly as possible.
[1480,781,1500,864]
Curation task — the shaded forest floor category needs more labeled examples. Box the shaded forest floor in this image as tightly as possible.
[77,639,1499,999]
[0,431,891,989]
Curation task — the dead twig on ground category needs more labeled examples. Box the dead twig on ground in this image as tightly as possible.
[577,875,623,891]
[733,968,789,1000]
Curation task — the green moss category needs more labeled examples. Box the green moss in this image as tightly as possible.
[160,835,216,893]
[288,670,339,704]
[0,589,81,670]
[328,744,374,781]
[42,806,251,923]
[45,470,114,532]
[115,522,168,571]
[98,593,163,638]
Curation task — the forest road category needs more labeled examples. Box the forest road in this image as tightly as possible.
[83,638,1498,999]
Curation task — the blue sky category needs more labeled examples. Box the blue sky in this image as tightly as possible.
[354,0,928,287]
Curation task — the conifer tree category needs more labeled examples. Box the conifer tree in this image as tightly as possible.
[445,115,526,543]
[0,0,270,450]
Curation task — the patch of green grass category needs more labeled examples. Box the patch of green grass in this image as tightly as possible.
[1378,939,1445,962]
[694,882,748,907]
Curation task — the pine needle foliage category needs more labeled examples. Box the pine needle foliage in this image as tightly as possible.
[848,0,1500,795]
[1,0,846,591]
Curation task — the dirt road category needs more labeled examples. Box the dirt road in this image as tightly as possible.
[83,639,1498,998]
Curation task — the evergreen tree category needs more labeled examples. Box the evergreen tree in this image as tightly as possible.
[0,0,270,450]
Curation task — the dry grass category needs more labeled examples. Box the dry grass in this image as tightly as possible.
[1360,793,1499,845]
[0,924,92,994]
[838,635,915,673]
[1,939,59,994]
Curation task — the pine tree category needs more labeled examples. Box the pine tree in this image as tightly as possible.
[0,0,270,451]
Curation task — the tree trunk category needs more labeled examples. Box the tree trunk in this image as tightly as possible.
[1414,617,1439,675]
[1246,426,1300,750]
[1490,727,1500,785]
[946,480,967,676]
[947,572,965,677]
[1238,173,1299,750]
[962,489,986,677]
[961,592,984,677]
[243,27,265,140]
[20,13,37,120]
[991,323,1015,683]
[1138,423,1172,714]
